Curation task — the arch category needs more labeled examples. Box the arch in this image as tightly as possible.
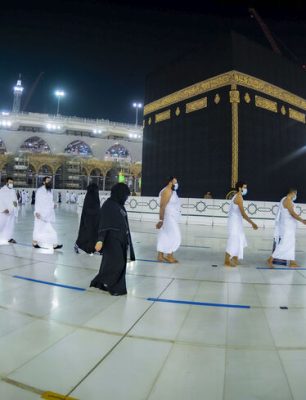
[64,140,93,156]
[38,164,53,175]
[105,143,131,162]
[26,164,37,188]
[0,163,9,185]
[20,136,51,154]
[0,138,7,154]
[28,163,37,174]
[54,164,64,190]
[90,168,101,176]
[105,167,121,191]
[89,168,102,189]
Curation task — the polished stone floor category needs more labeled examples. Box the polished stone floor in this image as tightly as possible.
[1,203,306,399]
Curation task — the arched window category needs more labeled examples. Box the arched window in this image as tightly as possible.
[105,143,131,162]
[20,136,51,153]
[64,140,92,156]
[38,165,53,175]
[0,139,6,154]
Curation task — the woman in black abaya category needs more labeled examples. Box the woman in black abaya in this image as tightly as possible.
[74,183,100,254]
[90,183,135,296]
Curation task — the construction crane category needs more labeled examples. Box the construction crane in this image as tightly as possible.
[249,7,306,70]
[22,71,44,112]
[248,8,282,55]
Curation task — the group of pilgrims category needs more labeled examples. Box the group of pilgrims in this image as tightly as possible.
[0,175,304,296]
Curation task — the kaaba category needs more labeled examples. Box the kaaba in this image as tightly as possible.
[141,32,306,201]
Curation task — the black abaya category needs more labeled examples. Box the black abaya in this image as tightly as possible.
[90,183,134,295]
[76,184,100,254]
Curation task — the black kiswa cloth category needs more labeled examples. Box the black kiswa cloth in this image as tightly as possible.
[76,183,100,254]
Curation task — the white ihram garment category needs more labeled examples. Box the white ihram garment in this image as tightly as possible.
[33,186,58,247]
[272,197,297,261]
[157,189,181,254]
[21,191,27,205]
[226,194,247,259]
[0,186,18,242]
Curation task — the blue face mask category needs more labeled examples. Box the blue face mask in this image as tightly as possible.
[242,188,248,196]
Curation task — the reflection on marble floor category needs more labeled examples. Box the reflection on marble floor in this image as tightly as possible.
[1,203,306,399]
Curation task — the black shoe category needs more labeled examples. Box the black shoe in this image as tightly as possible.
[8,239,16,244]
[54,244,63,250]
[109,291,127,296]
[32,244,41,248]
[74,244,79,254]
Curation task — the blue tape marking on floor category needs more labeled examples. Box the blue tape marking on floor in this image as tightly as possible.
[147,297,250,309]
[13,275,86,291]
[257,267,306,270]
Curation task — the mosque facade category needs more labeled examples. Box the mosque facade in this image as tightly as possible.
[0,111,143,191]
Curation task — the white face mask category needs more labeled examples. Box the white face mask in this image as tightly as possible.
[292,194,297,202]
[242,188,248,196]
[173,183,179,191]
[7,183,13,189]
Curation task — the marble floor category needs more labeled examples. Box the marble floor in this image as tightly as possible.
[1,203,306,399]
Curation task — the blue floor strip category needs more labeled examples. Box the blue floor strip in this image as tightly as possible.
[147,297,250,309]
[13,275,86,291]
[257,267,306,270]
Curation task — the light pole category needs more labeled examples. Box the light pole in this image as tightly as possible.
[55,90,65,115]
[133,102,142,126]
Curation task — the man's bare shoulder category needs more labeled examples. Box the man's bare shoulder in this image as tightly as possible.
[160,187,172,198]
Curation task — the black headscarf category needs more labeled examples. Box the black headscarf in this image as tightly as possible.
[98,183,135,260]
[110,183,130,206]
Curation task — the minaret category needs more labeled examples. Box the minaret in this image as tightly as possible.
[12,74,24,113]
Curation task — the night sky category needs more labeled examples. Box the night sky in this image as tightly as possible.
[1,0,306,123]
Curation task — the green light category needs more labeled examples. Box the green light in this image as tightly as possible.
[118,172,125,183]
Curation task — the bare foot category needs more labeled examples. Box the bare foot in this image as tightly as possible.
[267,256,274,268]
[224,253,231,267]
[289,261,299,268]
[163,255,177,263]
[157,252,164,262]
[231,256,239,266]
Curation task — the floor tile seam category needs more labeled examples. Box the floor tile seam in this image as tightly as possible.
[1,377,44,396]
[262,297,295,400]
[66,278,176,397]
[17,259,100,273]
[0,304,84,343]
[4,324,80,380]
[2,289,306,327]
[222,280,230,400]
[143,337,177,400]
[141,279,198,399]
[0,282,84,304]
[171,280,201,343]
[139,295,306,310]
[127,272,306,286]
[0,261,42,272]
[126,338,306,351]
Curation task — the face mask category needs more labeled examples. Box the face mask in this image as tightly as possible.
[292,195,297,202]
[242,188,248,196]
[172,183,179,191]
[7,183,13,189]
